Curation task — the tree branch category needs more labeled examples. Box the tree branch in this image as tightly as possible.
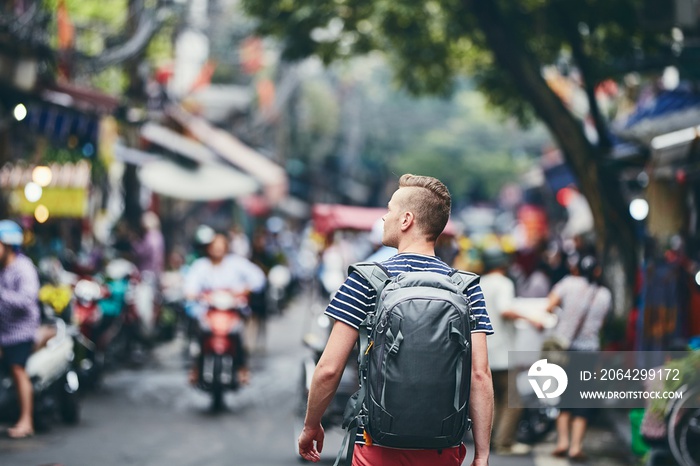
[553,3,612,151]
[466,0,638,308]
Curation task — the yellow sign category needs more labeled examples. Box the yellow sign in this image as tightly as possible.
[11,187,88,218]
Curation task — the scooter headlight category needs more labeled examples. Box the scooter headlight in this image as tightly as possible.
[65,371,80,393]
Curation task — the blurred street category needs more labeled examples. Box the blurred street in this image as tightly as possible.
[0,292,633,466]
[2,1,700,465]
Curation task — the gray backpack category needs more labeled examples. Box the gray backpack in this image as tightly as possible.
[335,262,479,465]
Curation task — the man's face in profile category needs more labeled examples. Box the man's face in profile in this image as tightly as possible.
[382,188,409,248]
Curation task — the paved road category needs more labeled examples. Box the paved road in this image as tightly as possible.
[0,293,634,466]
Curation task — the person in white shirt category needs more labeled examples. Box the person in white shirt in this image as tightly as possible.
[184,227,266,384]
[480,248,532,456]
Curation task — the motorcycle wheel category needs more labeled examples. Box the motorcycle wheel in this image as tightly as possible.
[678,408,700,466]
[33,399,54,432]
[60,390,80,425]
[517,408,556,444]
[668,385,700,466]
[211,387,225,412]
[210,356,225,412]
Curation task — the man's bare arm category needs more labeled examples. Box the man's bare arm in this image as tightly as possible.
[299,320,358,462]
[469,332,493,465]
[304,320,358,427]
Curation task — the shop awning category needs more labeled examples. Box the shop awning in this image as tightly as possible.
[138,159,258,201]
[141,122,218,164]
[137,122,260,201]
[615,90,700,145]
[114,143,162,166]
[42,82,120,115]
[0,161,91,218]
[167,106,288,204]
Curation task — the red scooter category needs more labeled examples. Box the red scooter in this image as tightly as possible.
[192,291,249,411]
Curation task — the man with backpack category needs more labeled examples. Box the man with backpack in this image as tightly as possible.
[299,174,494,466]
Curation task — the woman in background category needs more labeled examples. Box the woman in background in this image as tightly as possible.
[545,255,612,461]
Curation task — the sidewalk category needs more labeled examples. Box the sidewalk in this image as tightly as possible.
[531,411,637,466]
[461,410,637,466]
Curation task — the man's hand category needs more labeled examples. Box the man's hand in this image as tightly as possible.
[298,424,325,462]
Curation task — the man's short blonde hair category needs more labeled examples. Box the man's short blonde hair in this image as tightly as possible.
[398,174,451,241]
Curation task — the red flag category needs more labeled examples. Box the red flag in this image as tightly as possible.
[57,0,75,50]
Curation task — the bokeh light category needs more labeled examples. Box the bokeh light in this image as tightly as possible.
[32,166,53,187]
[34,205,49,223]
[13,103,27,121]
[629,199,649,221]
[556,187,575,207]
[24,182,43,203]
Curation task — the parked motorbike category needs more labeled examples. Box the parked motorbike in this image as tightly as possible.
[72,277,112,386]
[515,369,559,444]
[191,291,249,411]
[0,320,81,431]
[102,258,152,366]
[295,312,359,450]
[660,382,700,466]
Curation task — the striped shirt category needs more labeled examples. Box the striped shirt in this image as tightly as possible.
[324,253,493,444]
[0,254,41,346]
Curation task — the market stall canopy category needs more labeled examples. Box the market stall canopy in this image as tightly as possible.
[42,82,121,115]
[0,161,91,218]
[114,143,162,166]
[167,106,288,204]
[187,85,252,123]
[312,203,458,236]
[138,159,258,201]
[141,122,218,164]
[615,90,700,145]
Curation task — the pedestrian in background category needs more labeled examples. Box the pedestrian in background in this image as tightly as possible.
[545,255,612,461]
[132,211,165,279]
[480,247,534,456]
[0,220,40,439]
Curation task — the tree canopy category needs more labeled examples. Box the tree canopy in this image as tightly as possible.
[242,0,679,311]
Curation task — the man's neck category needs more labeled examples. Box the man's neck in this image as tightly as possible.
[396,239,436,257]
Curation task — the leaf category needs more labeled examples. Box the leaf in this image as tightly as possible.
[542,379,552,392]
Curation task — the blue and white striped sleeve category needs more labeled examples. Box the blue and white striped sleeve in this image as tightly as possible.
[466,278,494,335]
[324,271,377,329]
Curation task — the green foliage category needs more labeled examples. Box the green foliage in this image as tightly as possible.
[90,67,129,96]
[279,55,544,203]
[43,0,129,55]
[384,89,540,200]
[297,79,341,164]
[650,351,700,416]
[41,0,174,94]
[242,0,671,127]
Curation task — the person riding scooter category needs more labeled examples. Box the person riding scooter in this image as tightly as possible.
[0,220,40,438]
[184,226,266,388]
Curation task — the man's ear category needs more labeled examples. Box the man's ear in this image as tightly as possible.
[400,211,414,232]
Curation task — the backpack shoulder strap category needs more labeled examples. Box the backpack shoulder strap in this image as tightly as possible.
[448,269,480,295]
[348,262,392,294]
[334,262,393,466]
